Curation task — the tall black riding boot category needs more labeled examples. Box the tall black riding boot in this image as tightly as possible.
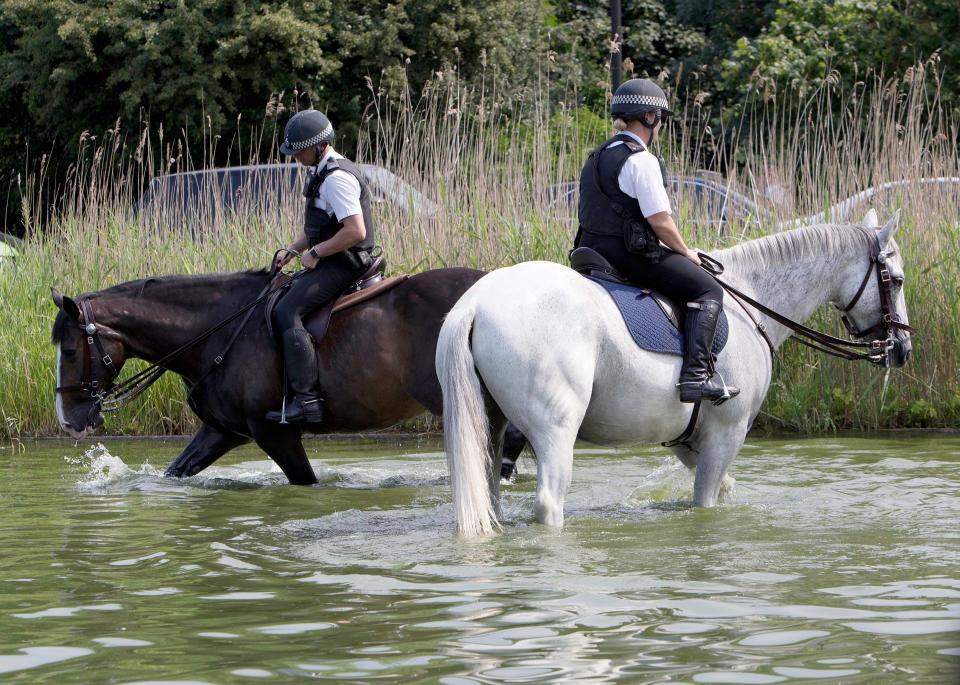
[677,299,740,405]
[265,328,324,423]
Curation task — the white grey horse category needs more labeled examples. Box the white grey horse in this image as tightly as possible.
[436,214,912,537]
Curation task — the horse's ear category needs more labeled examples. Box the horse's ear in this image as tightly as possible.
[877,210,901,248]
[862,208,879,228]
[51,288,81,321]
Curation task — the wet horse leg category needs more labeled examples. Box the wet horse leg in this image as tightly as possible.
[487,411,509,520]
[165,423,249,478]
[250,424,318,485]
[691,423,748,507]
[530,428,578,528]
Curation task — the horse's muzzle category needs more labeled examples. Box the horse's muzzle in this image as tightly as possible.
[876,336,912,368]
[891,337,912,367]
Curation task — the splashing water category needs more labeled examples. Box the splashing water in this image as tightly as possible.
[626,457,696,504]
[65,443,160,491]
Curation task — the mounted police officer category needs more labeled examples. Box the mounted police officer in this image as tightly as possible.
[267,109,377,423]
[576,79,739,404]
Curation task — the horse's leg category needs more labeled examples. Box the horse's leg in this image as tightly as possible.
[250,425,318,485]
[500,424,528,480]
[529,427,579,528]
[668,444,698,471]
[487,409,509,520]
[691,424,748,507]
[165,423,249,478]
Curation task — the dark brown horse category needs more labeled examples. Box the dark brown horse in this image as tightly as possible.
[51,267,524,484]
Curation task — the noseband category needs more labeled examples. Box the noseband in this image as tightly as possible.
[55,300,120,407]
[835,231,914,347]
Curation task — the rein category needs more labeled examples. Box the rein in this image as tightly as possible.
[698,230,914,364]
[56,252,305,413]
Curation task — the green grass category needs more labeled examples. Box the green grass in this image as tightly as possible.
[2,64,957,439]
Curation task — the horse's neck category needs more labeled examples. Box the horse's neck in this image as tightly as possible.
[97,277,263,376]
[720,231,858,349]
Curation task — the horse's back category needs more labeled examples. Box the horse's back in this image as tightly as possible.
[454,261,691,443]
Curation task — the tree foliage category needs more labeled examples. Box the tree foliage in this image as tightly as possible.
[0,0,957,231]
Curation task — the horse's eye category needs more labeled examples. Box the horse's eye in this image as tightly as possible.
[893,276,904,287]
[62,348,77,359]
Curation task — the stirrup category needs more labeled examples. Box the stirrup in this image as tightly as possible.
[676,376,739,406]
[265,396,323,423]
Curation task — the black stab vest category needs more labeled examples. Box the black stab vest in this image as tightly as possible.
[304,156,376,252]
[577,133,663,260]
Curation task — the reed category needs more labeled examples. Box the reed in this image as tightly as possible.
[1,62,956,440]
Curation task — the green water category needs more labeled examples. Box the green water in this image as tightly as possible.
[0,435,958,684]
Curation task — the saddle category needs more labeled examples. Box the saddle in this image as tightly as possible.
[569,247,728,356]
[570,247,679,328]
[265,254,410,342]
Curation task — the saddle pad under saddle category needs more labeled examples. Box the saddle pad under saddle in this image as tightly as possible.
[588,276,728,356]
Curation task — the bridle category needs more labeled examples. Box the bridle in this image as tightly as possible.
[834,231,913,343]
[55,300,122,419]
[700,228,914,364]
[55,254,309,418]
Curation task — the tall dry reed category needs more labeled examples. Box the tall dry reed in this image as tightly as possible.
[1,62,957,440]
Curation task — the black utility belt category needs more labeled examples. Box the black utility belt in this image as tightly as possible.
[342,248,373,270]
[310,247,372,270]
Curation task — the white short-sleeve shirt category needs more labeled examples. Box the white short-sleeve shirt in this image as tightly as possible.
[311,148,363,220]
[610,130,672,218]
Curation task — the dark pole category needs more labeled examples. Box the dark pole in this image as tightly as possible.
[611,0,622,90]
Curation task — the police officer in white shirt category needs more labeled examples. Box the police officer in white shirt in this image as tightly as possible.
[576,79,738,404]
[267,109,377,423]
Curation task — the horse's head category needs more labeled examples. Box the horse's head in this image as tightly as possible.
[834,211,913,368]
[51,289,128,438]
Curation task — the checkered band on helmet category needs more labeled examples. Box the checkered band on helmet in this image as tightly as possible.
[610,79,673,119]
[611,94,670,110]
[279,110,335,156]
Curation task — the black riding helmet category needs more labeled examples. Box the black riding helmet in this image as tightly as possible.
[279,109,335,156]
[611,79,672,128]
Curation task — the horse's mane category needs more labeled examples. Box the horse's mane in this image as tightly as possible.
[51,269,270,344]
[717,224,873,273]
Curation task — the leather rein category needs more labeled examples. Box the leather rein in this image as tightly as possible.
[699,229,914,364]
[55,255,305,413]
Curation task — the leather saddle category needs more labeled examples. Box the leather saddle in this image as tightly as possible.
[265,254,409,340]
[569,247,680,329]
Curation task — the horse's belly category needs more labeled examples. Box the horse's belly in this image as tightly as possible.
[579,385,693,445]
[579,347,693,444]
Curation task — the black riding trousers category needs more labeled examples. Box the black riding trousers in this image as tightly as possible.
[272,256,366,333]
[581,234,723,305]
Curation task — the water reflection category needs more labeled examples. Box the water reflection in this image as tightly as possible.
[0,436,956,683]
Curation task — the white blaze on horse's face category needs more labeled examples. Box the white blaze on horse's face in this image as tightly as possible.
[52,293,114,439]
[55,344,68,430]
[56,339,92,440]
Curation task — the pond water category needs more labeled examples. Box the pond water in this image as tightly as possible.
[0,434,958,683]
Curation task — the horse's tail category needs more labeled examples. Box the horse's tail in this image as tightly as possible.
[436,303,500,538]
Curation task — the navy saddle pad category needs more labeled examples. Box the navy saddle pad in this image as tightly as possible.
[588,277,728,356]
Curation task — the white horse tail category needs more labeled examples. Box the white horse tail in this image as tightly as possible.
[437,304,500,537]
